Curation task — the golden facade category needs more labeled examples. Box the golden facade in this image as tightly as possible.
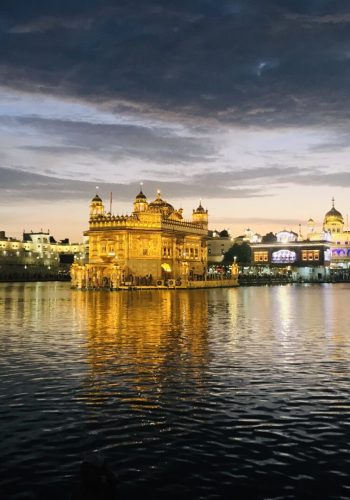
[71,189,210,289]
[72,290,210,394]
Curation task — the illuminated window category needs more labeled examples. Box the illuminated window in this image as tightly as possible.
[302,250,320,261]
[254,251,268,262]
[272,250,296,263]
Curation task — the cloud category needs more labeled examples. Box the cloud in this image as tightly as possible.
[1,0,350,127]
[290,171,350,186]
[1,115,218,166]
[2,1,350,240]
[308,132,350,152]
[2,162,345,205]
[0,165,266,203]
[210,216,305,227]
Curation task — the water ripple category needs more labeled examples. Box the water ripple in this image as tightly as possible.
[1,283,350,498]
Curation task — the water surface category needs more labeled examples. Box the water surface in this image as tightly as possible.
[1,282,350,499]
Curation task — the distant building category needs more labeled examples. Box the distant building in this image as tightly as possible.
[0,230,85,270]
[207,229,233,263]
[250,229,331,281]
[306,199,350,270]
[234,228,262,244]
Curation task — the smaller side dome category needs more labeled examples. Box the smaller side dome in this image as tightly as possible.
[194,201,205,213]
[90,192,104,217]
[135,189,147,201]
[134,188,148,213]
[192,200,208,226]
[92,194,102,202]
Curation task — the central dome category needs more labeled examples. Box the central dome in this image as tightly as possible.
[148,190,174,213]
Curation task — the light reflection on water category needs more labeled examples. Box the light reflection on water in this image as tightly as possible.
[1,282,350,499]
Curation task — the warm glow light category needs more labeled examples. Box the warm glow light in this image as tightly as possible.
[161,263,172,272]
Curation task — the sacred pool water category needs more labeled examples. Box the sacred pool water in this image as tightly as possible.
[1,282,350,499]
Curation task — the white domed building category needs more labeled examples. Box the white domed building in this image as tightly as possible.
[307,199,350,271]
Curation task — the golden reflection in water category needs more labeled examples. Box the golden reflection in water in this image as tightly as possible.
[72,290,210,406]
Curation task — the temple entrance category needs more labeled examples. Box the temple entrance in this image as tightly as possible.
[161,262,172,280]
[102,276,110,288]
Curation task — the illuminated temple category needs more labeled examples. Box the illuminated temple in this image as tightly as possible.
[71,188,231,289]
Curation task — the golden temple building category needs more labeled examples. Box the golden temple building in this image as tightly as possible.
[71,188,211,289]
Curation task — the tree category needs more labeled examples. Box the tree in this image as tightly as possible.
[262,232,277,243]
[223,242,251,265]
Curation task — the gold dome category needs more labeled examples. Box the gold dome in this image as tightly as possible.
[148,190,174,213]
[194,201,206,213]
[92,194,102,203]
[323,199,343,226]
[135,189,147,201]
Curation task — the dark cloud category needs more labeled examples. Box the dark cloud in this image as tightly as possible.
[4,115,217,164]
[0,165,264,203]
[1,1,350,126]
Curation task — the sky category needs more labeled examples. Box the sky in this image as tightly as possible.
[1,0,350,241]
